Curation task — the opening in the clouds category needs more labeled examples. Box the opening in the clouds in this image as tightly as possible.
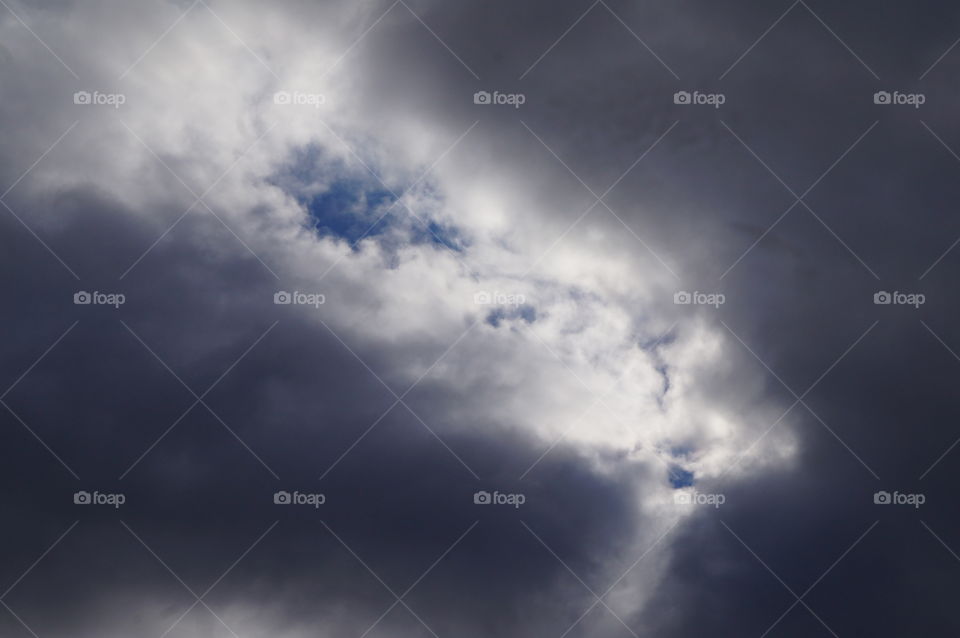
[303,183,468,251]
[271,147,470,252]
[485,303,537,327]
[306,180,396,243]
[668,466,694,488]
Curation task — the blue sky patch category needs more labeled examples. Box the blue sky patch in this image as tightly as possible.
[669,466,695,488]
[306,180,396,244]
[486,304,537,327]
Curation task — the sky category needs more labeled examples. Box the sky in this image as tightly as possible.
[1,0,960,636]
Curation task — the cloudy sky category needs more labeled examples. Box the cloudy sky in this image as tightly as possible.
[1,0,960,635]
